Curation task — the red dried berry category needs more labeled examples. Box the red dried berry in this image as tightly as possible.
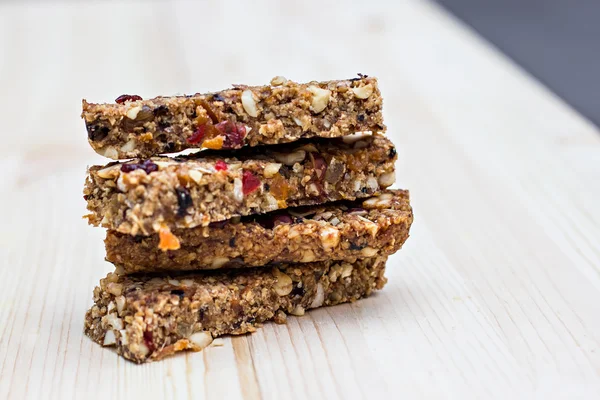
[242,170,261,195]
[120,163,138,173]
[215,121,247,149]
[143,330,156,353]
[215,160,228,171]
[115,94,142,104]
[187,124,207,144]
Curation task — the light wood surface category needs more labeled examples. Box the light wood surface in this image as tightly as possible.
[1,0,600,399]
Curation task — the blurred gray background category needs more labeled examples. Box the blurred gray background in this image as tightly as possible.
[437,0,600,128]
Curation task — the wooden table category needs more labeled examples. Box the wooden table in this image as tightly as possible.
[1,1,599,398]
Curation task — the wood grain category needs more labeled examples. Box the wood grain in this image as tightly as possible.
[0,0,599,399]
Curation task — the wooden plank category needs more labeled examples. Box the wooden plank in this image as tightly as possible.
[0,0,599,398]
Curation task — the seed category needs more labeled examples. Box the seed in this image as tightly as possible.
[115,94,142,104]
[176,187,193,217]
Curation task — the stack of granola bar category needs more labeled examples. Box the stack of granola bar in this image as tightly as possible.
[81,75,413,363]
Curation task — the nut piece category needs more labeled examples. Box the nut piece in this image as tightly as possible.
[270,76,287,86]
[211,257,230,268]
[115,296,126,315]
[189,331,213,351]
[274,310,288,324]
[103,330,116,346]
[263,163,282,178]
[366,176,379,191]
[135,342,150,357]
[96,166,119,179]
[100,146,119,159]
[378,172,395,187]
[126,105,142,120]
[104,313,123,330]
[363,193,393,209]
[188,169,203,184]
[308,85,331,113]
[351,83,374,99]
[211,338,225,347]
[329,265,342,282]
[290,305,305,316]
[310,283,325,309]
[320,226,340,250]
[120,330,129,345]
[361,247,378,257]
[300,250,316,262]
[233,178,243,203]
[341,264,353,279]
[120,139,136,153]
[106,282,123,296]
[342,132,371,144]
[273,268,293,296]
[356,215,379,237]
[273,150,306,166]
[241,89,259,117]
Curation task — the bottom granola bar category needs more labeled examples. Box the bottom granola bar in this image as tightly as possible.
[84,257,387,363]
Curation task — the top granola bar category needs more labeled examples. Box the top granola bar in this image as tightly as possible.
[82,75,384,159]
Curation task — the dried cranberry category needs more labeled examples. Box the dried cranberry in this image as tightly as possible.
[87,125,109,141]
[187,124,207,144]
[121,160,158,174]
[215,160,228,171]
[120,163,138,173]
[115,94,142,104]
[273,214,293,226]
[309,152,327,181]
[143,330,156,353]
[175,187,193,217]
[215,121,247,149]
[242,170,261,195]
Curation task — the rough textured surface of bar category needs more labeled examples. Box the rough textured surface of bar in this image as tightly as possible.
[82,75,385,159]
[84,134,396,238]
[84,257,388,363]
[106,190,412,272]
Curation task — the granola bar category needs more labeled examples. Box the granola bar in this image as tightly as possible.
[84,257,387,363]
[106,190,412,273]
[84,134,397,240]
[82,75,385,159]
